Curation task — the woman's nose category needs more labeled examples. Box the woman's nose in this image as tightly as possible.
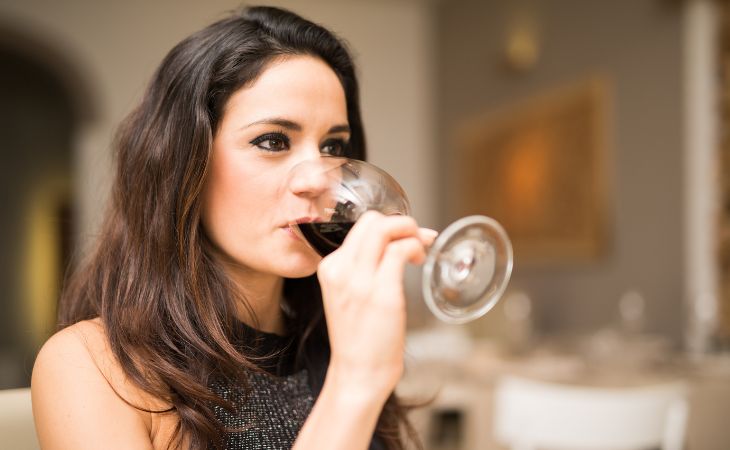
[287,158,331,198]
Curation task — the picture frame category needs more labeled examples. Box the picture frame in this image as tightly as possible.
[453,77,611,265]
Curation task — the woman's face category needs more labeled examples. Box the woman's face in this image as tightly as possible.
[201,55,351,279]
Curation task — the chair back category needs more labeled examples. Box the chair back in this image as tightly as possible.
[0,388,40,450]
[493,375,689,450]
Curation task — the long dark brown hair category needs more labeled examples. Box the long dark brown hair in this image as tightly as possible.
[58,6,418,450]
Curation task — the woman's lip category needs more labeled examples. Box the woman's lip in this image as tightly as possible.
[280,217,324,241]
[282,217,323,228]
[282,224,302,241]
[292,216,320,224]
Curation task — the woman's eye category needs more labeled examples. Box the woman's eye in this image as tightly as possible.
[320,139,349,156]
[250,133,290,152]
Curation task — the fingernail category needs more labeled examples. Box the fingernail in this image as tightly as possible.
[420,228,438,239]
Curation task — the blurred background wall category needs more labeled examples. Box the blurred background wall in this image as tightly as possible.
[0,0,717,390]
[436,0,685,343]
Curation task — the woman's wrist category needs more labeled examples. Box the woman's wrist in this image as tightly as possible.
[324,361,399,409]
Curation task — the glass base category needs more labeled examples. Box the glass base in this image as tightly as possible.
[422,215,513,324]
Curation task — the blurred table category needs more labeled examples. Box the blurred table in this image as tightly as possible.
[399,328,730,450]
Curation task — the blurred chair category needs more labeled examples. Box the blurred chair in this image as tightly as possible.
[0,388,40,450]
[493,375,688,450]
[406,379,493,450]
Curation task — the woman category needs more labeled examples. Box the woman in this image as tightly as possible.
[31,5,434,450]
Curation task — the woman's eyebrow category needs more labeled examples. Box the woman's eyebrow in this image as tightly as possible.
[242,117,302,130]
[241,119,350,134]
[328,124,350,134]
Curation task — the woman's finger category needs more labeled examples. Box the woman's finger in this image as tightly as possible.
[375,236,427,291]
[338,211,420,271]
[418,228,438,247]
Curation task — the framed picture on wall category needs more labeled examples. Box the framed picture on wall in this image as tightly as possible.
[454,77,611,264]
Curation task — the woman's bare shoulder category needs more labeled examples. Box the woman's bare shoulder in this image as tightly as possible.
[33,319,107,382]
[32,318,119,393]
[38,318,105,354]
[31,319,157,449]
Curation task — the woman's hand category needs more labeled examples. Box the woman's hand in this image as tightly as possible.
[316,211,437,403]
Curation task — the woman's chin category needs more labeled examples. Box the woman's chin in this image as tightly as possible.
[281,267,318,279]
[279,254,321,278]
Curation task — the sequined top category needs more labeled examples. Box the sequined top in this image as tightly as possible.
[210,326,315,450]
[210,324,384,450]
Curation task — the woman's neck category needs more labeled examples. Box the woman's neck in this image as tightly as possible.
[226,266,286,335]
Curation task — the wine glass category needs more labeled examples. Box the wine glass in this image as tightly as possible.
[288,156,513,324]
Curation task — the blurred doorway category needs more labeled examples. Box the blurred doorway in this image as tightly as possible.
[0,44,75,388]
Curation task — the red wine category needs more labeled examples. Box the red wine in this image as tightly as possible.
[296,221,355,257]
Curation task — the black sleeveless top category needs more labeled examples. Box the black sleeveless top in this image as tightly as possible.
[211,323,385,450]
[210,325,314,450]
